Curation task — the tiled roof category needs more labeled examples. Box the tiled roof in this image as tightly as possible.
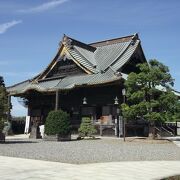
[94,41,131,71]
[111,40,140,71]
[7,69,121,95]
[74,45,97,66]
[65,45,98,74]
[7,33,141,95]
[7,80,30,93]
[64,34,139,72]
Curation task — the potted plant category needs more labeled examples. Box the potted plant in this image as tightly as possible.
[44,110,71,141]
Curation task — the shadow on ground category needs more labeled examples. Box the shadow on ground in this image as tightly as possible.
[0,140,38,144]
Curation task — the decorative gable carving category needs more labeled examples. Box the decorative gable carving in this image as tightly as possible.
[45,55,85,79]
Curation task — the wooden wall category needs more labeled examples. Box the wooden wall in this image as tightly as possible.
[27,83,124,126]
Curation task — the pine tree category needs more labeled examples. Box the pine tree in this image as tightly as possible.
[0,76,8,132]
[122,59,179,138]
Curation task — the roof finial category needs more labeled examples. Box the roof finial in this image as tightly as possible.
[58,34,66,47]
[132,33,139,40]
[62,34,73,49]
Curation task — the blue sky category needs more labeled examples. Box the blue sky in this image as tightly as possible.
[0,0,180,116]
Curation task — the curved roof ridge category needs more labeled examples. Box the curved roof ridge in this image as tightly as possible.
[63,34,96,52]
[89,33,137,47]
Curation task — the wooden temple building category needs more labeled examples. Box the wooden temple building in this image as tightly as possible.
[7,33,147,137]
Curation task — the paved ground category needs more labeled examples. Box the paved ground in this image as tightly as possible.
[0,156,180,180]
[174,141,180,148]
[162,136,180,148]
[1,135,180,164]
[0,135,180,179]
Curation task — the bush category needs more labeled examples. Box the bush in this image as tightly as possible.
[78,117,97,138]
[45,110,70,135]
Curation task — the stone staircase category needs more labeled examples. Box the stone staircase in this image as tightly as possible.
[155,126,174,138]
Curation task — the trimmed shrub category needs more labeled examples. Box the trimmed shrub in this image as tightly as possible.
[78,117,97,138]
[45,110,70,135]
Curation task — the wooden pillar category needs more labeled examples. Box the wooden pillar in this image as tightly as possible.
[100,124,103,136]
[55,90,59,111]
[27,105,31,116]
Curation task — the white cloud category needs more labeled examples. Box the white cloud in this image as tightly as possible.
[0,20,22,34]
[18,0,69,13]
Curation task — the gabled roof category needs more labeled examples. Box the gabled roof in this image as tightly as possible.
[63,33,140,72]
[37,33,141,79]
[7,33,145,95]
[8,68,122,95]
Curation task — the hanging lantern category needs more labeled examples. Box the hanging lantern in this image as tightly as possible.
[83,97,87,105]
[114,96,119,105]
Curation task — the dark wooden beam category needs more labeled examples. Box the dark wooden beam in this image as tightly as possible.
[55,90,59,111]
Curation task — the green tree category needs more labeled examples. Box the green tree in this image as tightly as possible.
[122,59,179,138]
[0,76,8,132]
[78,117,97,138]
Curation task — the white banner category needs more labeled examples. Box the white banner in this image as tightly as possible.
[177,122,180,136]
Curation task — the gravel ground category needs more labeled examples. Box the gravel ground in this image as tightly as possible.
[0,138,180,164]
